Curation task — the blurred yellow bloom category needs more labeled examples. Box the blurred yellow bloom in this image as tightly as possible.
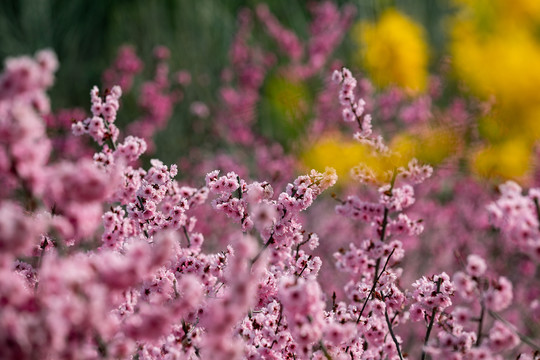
[301,135,401,184]
[301,130,455,185]
[501,0,540,22]
[353,9,429,92]
[391,127,458,166]
[472,140,532,180]
[452,25,540,107]
[301,135,371,181]
[454,0,540,27]
[451,0,540,181]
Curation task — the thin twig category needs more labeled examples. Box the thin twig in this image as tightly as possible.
[421,308,437,360]
[421,278,442,360]
[488,310,540,351]
[385,308,404,360]
[319,340,333,360]
[182,225,191,247]
[136,196,149,238]
[295,255,313,278]
[236,175,242,199]
[173,278,179,299]
[356,248,396,324]
[250,235,274,266]
[475,302,485,346]
[294,235,310,261]
[534,198,540,231]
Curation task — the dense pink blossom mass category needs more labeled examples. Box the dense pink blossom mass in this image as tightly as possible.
[1,3,540,360]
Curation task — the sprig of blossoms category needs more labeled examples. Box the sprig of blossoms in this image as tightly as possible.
[330,66,444,359]
[487,181,540,261]
[421,254,531,359]
[72,85,121,146]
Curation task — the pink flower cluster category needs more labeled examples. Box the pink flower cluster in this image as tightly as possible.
[45,108,94,160]
[420,253,522,359]
[102,45,143,91]
[216,8,271,146]
[333,68,373,139]
[127,47,182,153]
[2,27,540,360]
[257,2,356,79]
[488,181,540,260]
[102,45,186,153]
[72,85,122,145]
[0,50,57,198]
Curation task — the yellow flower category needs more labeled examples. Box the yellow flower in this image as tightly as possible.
[451,24,540,107]
[300,135,398,184]
[453,0,540,27]
[500,0,540,23]
[471,140,532,180]
[300,135,372,181]
[353,9,429,92]
[451,0,540,181]
[391,127,458,166]
[300,134,430,185]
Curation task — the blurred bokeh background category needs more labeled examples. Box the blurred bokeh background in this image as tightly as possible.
[0,0,449,159]
[0,0,452,104]
[2,0,539,183]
